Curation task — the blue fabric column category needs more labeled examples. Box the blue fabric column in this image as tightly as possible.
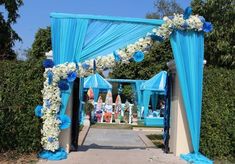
[135,81,143,117]
[51,17,89,124]
[143,90,151,117]
[93,88,100,102]
[170,31,212,163]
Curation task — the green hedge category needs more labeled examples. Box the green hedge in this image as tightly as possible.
[200,67,235,160]
[0,59,44,152]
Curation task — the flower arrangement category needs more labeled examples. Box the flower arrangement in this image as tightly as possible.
[151,7,213,40]
[37,61,77,151]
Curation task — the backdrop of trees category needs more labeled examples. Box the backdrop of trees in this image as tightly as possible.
[0,0,23,60]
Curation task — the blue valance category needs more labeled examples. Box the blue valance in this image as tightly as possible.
[51,13,163,64]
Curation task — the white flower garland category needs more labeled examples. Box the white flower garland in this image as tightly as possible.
[152,14,207,39]
[41,63,77,151]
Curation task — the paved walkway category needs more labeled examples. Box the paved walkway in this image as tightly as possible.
[38,128,186,164]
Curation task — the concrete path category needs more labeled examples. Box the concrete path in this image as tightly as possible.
[38,128,186,164]
[83,128,146,148]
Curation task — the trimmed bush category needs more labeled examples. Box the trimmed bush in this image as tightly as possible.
[0,59,44,152]
[200,67,235,160]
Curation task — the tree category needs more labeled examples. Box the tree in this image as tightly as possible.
[146,0,183,19]
[29,27,51,59]
[0,0,23,60]
[192,0,235,68]
[112,0,183,80]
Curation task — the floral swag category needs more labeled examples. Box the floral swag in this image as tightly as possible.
[35,7,212,153]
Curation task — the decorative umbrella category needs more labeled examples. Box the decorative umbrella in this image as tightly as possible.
[114,95,122,120]
[87,87,94,100]
[105,90,113,107]
[95,96,103,122]
[104,90,113,123]
[96,96,103,111]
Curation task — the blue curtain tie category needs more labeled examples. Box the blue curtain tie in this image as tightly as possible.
[39,148,67,160]
[180,153,213,164]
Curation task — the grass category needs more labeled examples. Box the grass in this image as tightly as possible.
[0,151,38,163]
[91,123,132,129]
[146,134,164,149]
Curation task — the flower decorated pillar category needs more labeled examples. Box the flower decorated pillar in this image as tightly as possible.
[151,7,213,164]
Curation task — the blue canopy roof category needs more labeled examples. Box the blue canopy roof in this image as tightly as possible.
[140,71,167,92]
[50,13,163,64]
[84,73,112,90]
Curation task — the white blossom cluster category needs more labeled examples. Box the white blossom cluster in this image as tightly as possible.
[77,55,116,77]
[117,37,152,62]
[41,62,76,151]
[152,14,204,39]
[76,36,152,76]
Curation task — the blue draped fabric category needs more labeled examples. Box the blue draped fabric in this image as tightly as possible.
[143,90,151,117]
[51,17,89,64]
[93,88,100,102]
[80,20,157,61]
[141,71,167,93]
[51,13,163,63]
[141,71,167,118]
[39,148,67,160]
[135,81,143,109]
[170,31,212,163]
[151,94,158,111]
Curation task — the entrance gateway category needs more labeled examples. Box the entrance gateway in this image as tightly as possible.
[36,9,213,163]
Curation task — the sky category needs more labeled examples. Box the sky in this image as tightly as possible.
[6,0,190,50]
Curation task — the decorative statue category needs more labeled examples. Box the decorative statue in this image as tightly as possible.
[114,95,122,123]
[104,90,113,123]
[124,100,130,123]
[95,96,103,122]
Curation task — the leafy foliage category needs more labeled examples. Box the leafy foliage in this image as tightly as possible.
[0,0,23,60]
[112,41,173,80]
[0,59,44,152]
[192,0,235,68]
[200,67,235,160]
[146,0,183,19]
[29,27,51,59]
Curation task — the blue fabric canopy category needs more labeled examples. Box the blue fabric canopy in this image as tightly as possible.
[140,71,167,93]
[140,71,167,117]
[84,73,112,101]
[51,13,163,64]
[50,13,162,143]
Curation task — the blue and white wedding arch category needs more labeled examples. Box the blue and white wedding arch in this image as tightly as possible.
[35,7,213,163]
